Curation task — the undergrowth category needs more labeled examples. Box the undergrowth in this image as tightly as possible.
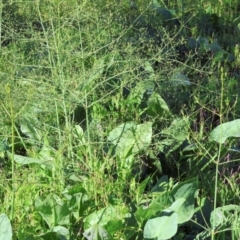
[0,0,240,239]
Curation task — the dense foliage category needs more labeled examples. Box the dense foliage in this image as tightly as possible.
[0,0,240,239]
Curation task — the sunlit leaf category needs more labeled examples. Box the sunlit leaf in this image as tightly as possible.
[0,214,12,240]
[83,225,113,240]
[107,122,152,157]
[210,119,240,143]
[144,209,177,239]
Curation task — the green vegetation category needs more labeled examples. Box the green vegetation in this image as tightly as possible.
[0,0,240,239]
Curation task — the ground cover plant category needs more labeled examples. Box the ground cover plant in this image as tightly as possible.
[0,0,240,239]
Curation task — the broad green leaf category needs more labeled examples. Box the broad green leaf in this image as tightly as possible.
[53,226,70,240]
[0,213,12,240]
[208,41,222,53]
[187,37,199,50]
[169,178,198,224]
[213,51,235,63]
[210,119,240,143]
[12,154,52,166]
[38,137,55,162]
[38,232,58,240]
[128,81,155,104]
[35,194,70,229]
[83,225,113,240]
[182,143,198,152]
[144,61,154,74]
[68,193,90,219]
[147,92,169,116]
[170,177,198,201]
[105,220,124,236]
[151,175,169,193]
[135,202,164,223]
[161,118,189,141]
[150,2,174,22]
[0,142,9,152]
[169,72,191,86]
[63,183,87,196]
[39,226,70,240]
[157,138,176,152]
[20,116,42,142]
[144,62,155,81]
[213,51,225,63]
[159,119,189,153]
[72,125,86,144]
[169,198,186,212]
[108,122,135,145]
[144,209,177,239]
[107,122,152,156]
[197,37,209,53]
[150,0,161,9]
[10,136,54,167]
[84,206,127,230]
[69,174,84,182]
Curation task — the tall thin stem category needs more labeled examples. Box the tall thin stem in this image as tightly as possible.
[212,67,225,240]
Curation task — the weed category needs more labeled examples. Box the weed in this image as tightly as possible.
[0,0,240,239]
